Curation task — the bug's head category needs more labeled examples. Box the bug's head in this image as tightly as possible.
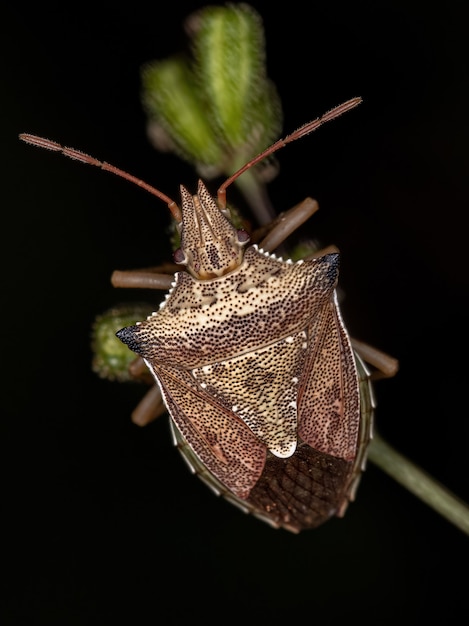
[173,180,250,279]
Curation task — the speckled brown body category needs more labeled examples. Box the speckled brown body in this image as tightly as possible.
[19,98,378,531]
[117,182,372,531]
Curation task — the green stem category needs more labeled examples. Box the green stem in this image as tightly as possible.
[368,431,469,536]
[233,168,276,226]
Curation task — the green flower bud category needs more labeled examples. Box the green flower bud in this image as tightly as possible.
[140,3,282,180]
[189,3,282,167]
[142,56,225,176]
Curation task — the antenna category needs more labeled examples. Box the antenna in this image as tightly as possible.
[19,97,362,222]
[217,97,362,209]
[18,134,182,222]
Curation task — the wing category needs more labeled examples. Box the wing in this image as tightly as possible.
[147,360,267,499]
[298,291,360,461]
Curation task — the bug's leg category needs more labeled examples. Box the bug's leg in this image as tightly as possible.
[128,355,153,384]
[111,264,179,290]
[255,196,340,259]
[130,382,166,427]
[350,337,399,381]
[255,197,319,252]
[119,349,167,427]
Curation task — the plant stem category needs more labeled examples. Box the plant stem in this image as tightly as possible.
[368,431,469,536]
[234,169,276,226]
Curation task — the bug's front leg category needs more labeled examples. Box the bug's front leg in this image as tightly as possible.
[111,262,180,290]
[251,196,319,251]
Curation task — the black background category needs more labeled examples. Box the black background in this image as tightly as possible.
[3,1,468,624]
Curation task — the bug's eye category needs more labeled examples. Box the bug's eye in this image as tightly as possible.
[236,229,250,243]
[173,248,186,264]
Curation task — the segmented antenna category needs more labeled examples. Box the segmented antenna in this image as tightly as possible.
[19,97,362,221]
[18,134,182,222]
[217,97,362,209]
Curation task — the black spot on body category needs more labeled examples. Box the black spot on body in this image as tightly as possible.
[116,325,142,354]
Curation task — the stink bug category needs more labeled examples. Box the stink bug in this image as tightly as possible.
[19,97,398,533]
